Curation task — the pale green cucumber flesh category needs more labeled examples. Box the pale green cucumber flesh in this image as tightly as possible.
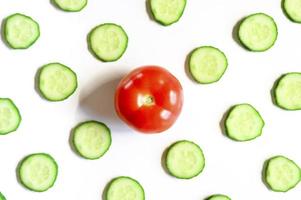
[150,0,186,25]
[283,0,301,23]
[38,63,77,101]
[264,156,301,192]
[206,194,231,200]
[189,46,228,84]
[73,121,112,159]
[0,98,21,135]
[4,13,40,49]
[274,73,301,110]
[225,104,264,141]
[19,153,58,192]
[238,13,277,51]
[88,23,128,62]
[166,140,205,179]
[106,177,145,200]
[53,0,88,12]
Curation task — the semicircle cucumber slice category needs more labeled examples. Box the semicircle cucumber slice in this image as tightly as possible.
[106,176,145,200]
[52,0,87,12]
[18,153,58,192]
[0,192,6,200]
[189,46,228,84]
[165,140,205,179]
[264,156,301,192]
[150,0,186,26]
[72,121,112,159]
[0,98,21,135]
[206,194,231,200]
[225,104,264,141]
[238,13,278,52]
[274,73,301,110]
[4,13,40,49]
[283,0,301,23]
[38,63,78,101]
[88,23,128,62]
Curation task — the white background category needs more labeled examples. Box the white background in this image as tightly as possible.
[0,0,300,199]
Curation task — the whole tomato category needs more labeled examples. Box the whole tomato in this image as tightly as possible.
[115,66,183,133]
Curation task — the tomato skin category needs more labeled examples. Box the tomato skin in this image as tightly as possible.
[115,66,183,133]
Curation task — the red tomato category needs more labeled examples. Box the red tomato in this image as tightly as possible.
[115,66,183,133]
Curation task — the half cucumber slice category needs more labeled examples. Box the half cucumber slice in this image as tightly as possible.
[206,194,231,200]
[150,0,186,26]
[105,176,145,200]
[274,73,301,110]
[283,0,301,23]
[52,0,87,12]
[0,98,21,135]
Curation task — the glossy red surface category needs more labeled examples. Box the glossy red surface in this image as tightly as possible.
[115,66,183,133]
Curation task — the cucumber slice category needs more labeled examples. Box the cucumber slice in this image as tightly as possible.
[274,73,301,110]
[189,46,228,84]
[206,194,231,200]
[283,0,301,23]
[38,63,78,101]
[88,23,128,62]
[72,121,112,160]
[0,192,6,200]
[238,13,278,52]
[150,0,186,26]
[0,98,21,135]
[225,104,264,141]
[4,13,40,49]
[165,140,205,179]
[106,176,145,200]
[18,153,58,192]
[52,0,87,12]
[264,156,301,192]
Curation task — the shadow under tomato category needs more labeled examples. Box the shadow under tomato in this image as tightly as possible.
[78,74,129,132]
